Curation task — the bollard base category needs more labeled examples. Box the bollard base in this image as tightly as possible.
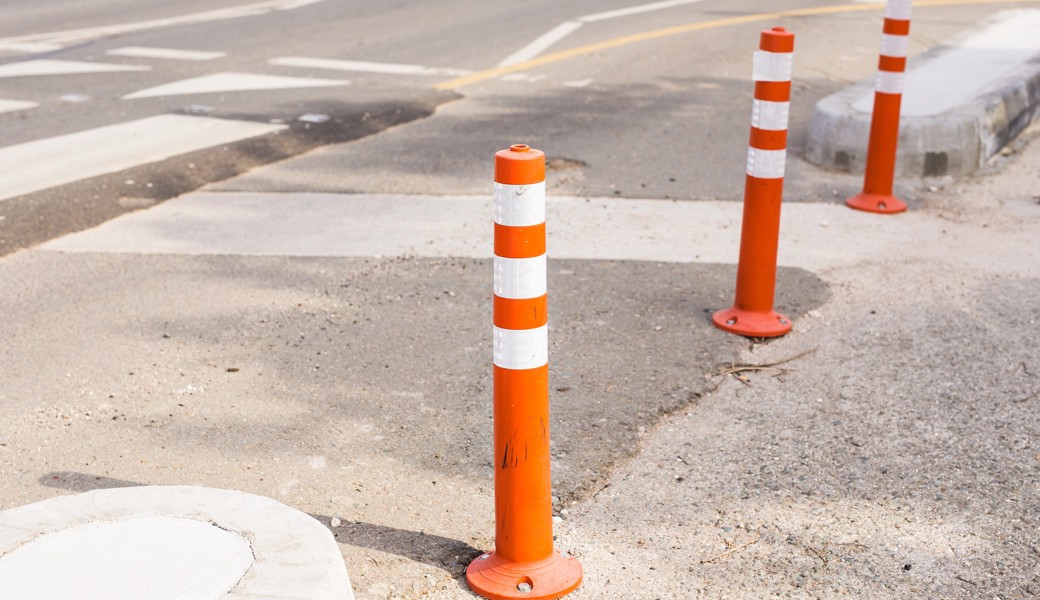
[712,306,791,338]
[846,192,907,214]
[466,550,582,600]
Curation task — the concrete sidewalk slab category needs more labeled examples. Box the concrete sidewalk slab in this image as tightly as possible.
[0,486,353,600]
[807,9,1040,178]
[40,190,1040,277]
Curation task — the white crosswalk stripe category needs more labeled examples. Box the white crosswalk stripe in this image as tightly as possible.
[0,0,330,52]
[0,59,149,79]
[0,115,286,202]
[0,99,38,114]
[270,57,470,77]
[107,47,226,61]
[122,72,348,100]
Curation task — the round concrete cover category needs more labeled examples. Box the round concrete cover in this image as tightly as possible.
[0,486,353,600]
[0,515,252,599]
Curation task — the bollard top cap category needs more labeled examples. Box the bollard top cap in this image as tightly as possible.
[760,26,794,53]
[495,144,545,185]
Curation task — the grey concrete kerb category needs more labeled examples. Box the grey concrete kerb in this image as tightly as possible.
[0,486,354,600]
[806,9,1040,178]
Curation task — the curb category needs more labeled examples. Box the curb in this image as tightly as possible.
[806,10,1040,179]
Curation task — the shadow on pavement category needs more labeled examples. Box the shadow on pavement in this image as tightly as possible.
[315,514,480,576]
[35,471,475,576]
[39,471,144,492]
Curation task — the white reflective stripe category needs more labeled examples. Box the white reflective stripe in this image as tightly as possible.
[884,0,912,20]
[751,100,789,131]
[876,70,905,94]
[752,50,792,82]
[746,147,786,179]
[494,325,548,370]
[879,33,909,58]
[494,255,547,299]
[494,182,545,226]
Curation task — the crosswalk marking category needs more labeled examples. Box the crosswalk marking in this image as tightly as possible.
[0,0,330,51]
[0,99,38,114]
[0,42,64,53]
[122,72,348,100]
[270,56,471,77]
[107,47,227,61]
[0,115,286,203]
[0,59,149,79]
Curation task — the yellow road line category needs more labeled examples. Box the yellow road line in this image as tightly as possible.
[435,0,1040,90]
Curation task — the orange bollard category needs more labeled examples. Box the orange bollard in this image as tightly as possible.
[713,27,795,338]
[466,144,583,600]
[847,0,911,214]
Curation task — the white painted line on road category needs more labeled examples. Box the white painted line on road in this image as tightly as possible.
[0,0,330,50]
[0,42,64,53]
[277,0,328,8]
[579,0,708,23]
[565,79,595,87]
[107,46,226,61]
[0,116,286,202]
[39,192,1018,275]
[853,9,1040,117]
[122,72,347,100]
[270,56,470,77]
[500,73,545,82]
[0,59,149,79]
[0,99,38,114]
[498,21,584,67]
[498,0,707,66]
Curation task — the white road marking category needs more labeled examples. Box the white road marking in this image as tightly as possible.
[579,0,708,23]
[39,191,1024,277]
[498,0,707,66]
[0,59,149,79]
[270,56,470,77]
[107,47,226,61]
[0,42,64,53]
[0,115,286,203]
[122,72,347,100]
[498,21,584,67]
[565,79,595,87]
[0,99,38,114]
[853,9,1040,116]
[0,0,329,51]
[277,0,327,8]
[499,73,544,82]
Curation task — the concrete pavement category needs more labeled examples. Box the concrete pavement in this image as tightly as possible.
[1,124,1038,598]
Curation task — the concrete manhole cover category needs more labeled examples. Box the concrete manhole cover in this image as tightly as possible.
[0,515,252,599]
